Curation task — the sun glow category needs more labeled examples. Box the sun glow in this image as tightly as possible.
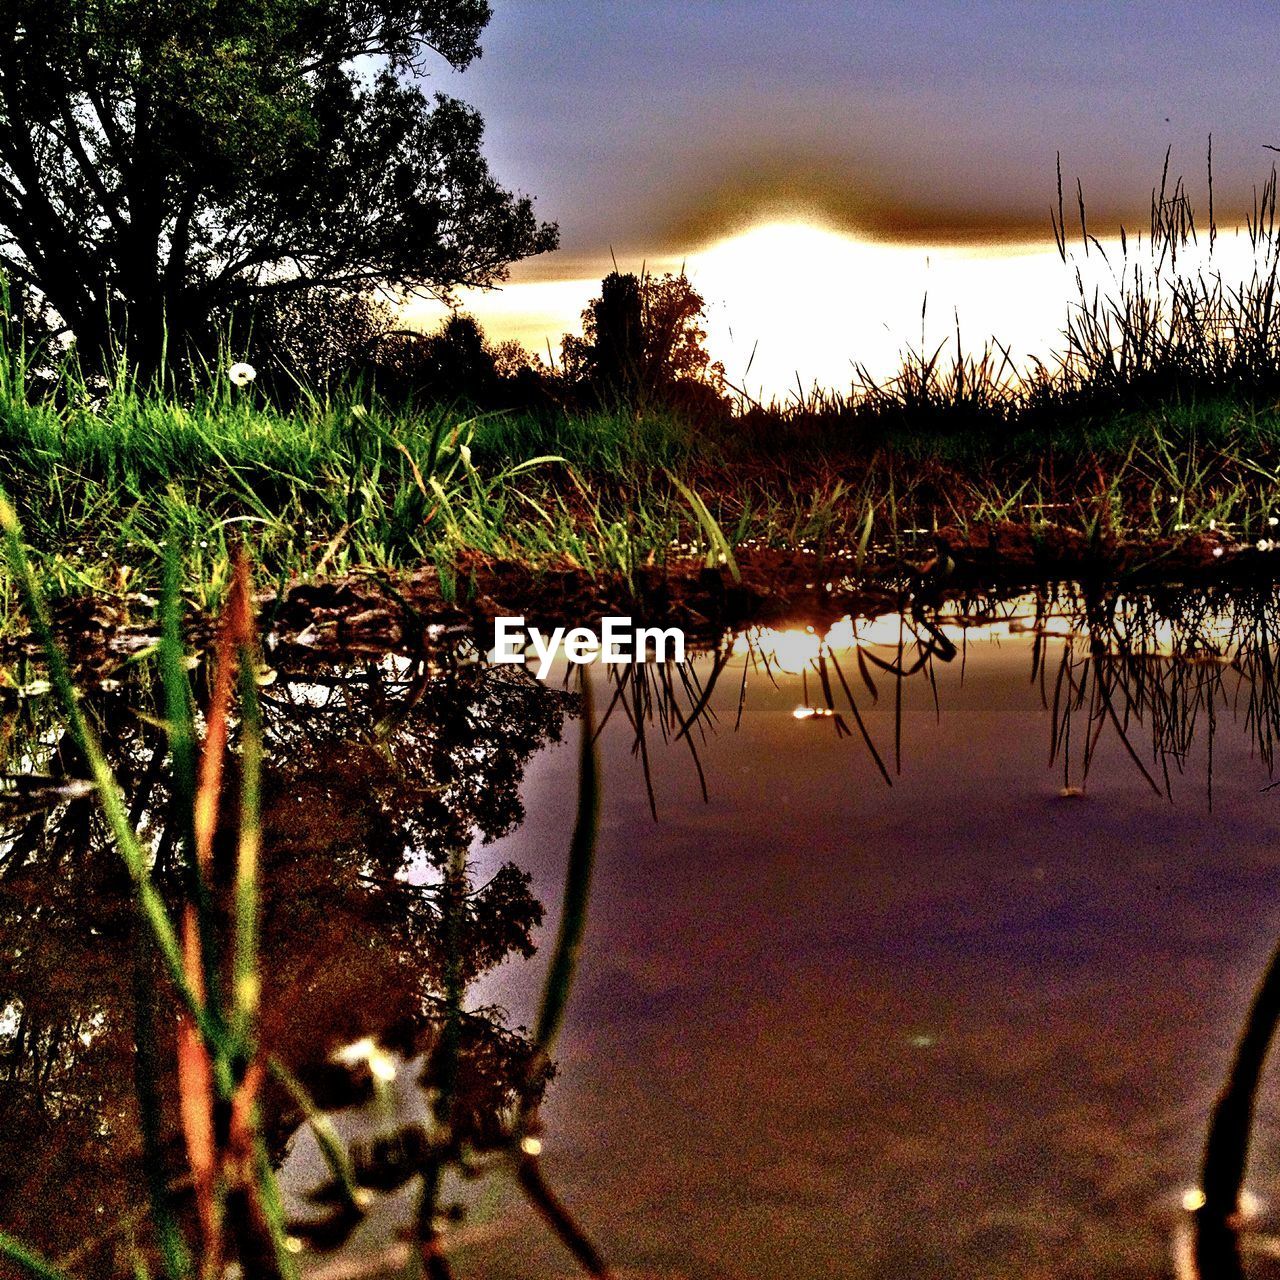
[732,602,1091,676]
[684,220,1071,401]
[426,218,1076,400]
[415,212,1275,403]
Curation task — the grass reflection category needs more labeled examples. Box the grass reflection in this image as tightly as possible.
[636,586,1280,810]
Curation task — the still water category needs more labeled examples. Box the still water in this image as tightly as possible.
[7,586,1280,1279]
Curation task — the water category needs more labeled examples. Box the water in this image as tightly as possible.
[7,586,1280,1278]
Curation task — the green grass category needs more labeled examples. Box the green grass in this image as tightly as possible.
[7,367,1280,635]
[0,356,719,617]
[9,149,1280,623]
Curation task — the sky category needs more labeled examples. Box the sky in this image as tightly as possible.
[418,1,1280,397]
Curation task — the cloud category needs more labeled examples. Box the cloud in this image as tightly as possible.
[639,155,1147,253]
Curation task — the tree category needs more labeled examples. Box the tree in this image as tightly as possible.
[0,0,558,371]
[377,311,497,401]
[562,268,726,412]
[252,287,396,388]
[573,270,644,400]
[374,311,546,407]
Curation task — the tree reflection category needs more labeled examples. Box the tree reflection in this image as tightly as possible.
[0,653,575,1276]
[12,585,1280,1275]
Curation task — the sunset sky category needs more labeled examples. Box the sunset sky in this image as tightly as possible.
[421,1,1280,398]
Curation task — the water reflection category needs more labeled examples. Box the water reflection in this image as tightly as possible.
[0,652,575,1275]
[10,584,1280,1276]
[519,586,1280,1277]
[639,585,1280,808]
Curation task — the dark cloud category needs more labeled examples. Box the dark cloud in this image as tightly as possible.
[444,1,1280,263]
[644,158,1063,251]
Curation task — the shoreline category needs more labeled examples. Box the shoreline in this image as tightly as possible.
[10,532,1280,672]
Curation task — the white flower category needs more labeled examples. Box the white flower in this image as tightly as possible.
[228,362,257,387]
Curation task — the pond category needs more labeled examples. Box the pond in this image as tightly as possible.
[5,584,1280,1279]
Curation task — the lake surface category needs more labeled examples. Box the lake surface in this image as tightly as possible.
[8,585,1280,1278]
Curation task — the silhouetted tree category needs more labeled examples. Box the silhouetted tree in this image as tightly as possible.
[562,269,726,414]
[377,312,539,405]
[577,271,644,400]
[0,1,558,371]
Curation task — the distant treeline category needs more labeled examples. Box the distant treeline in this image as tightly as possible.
[237,268,732,423]
[207,154,1280,438]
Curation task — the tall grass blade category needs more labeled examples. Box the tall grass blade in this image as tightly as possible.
[534,672,601,1056]
[0,1235,73,1280]
[667,472,741,583]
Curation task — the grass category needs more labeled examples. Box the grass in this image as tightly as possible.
[9,365,1280,632]
[0,360,713,621]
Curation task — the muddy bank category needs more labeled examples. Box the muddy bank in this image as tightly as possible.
[255,527,1280,652]
[8,526,1280,669]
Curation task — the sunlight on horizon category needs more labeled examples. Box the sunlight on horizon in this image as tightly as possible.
[686,222,1070,401]
[410,216,1273,403]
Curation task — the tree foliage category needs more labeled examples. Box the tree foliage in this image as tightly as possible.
[0,0,558,369]
[251,287,397,388]
[375,311,519,403]
[562,269,726,413]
